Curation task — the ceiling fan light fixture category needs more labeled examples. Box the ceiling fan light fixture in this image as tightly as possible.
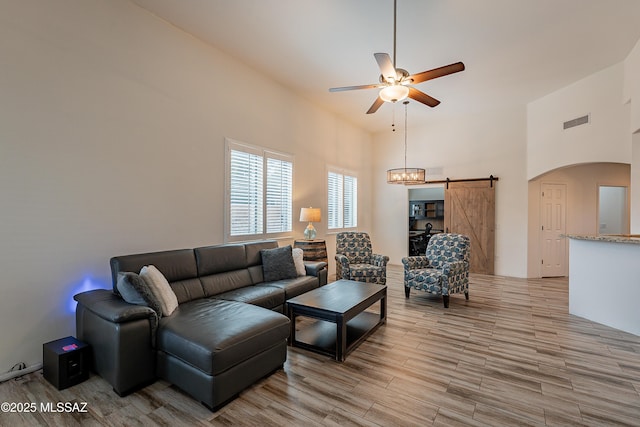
[379,84,409,103]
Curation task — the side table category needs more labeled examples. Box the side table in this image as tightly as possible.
[294,239,328,264]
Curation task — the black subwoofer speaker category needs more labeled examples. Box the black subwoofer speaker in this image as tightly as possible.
[43,336,90,390]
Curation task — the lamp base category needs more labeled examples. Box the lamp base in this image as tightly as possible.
[304,223,317,240]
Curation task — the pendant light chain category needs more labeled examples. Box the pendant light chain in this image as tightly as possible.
[386,97,425,184]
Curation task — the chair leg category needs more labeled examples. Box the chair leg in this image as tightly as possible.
[465,291,469,300]
[404,286,410,298]
[443,295,449,308]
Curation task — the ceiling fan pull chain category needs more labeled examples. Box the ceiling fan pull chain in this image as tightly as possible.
[391,104,396,131]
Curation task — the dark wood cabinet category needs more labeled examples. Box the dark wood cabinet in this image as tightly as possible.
[294,239,328,263]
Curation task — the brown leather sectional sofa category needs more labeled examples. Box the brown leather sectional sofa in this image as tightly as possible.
[74,240,327,410]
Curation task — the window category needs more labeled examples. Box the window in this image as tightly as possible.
[327,168,357,230]
[226,139,293,240]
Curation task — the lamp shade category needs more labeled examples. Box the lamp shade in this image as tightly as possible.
[379,85,409,103]
[299,207,321,222]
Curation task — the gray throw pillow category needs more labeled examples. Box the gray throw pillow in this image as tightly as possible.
[116,272,163,317]
[261,245,298,282]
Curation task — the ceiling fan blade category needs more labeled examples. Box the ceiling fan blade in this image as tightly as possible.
[408,87,440,107]
[408,62,465,84]
[329,83,381,92]
[366,96,385,114]
[374,53,398,81]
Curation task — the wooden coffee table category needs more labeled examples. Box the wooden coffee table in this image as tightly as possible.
[286,279,387,361]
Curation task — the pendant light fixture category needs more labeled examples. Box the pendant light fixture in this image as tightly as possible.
[386,101,425,185]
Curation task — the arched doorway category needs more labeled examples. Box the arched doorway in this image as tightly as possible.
[527,162,630,278]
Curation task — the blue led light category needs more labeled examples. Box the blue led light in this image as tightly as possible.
[66,277,103,314]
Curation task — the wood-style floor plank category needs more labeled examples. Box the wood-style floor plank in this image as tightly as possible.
[2,266,640,426]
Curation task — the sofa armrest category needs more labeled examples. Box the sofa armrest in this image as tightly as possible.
[304,261,327,276]
[74,289,157,323]
[74,289,157,396]
[304,261,328,286]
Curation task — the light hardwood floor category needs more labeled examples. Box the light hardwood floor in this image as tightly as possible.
[2,266,640,426]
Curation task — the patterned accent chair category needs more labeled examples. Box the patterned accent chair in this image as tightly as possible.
[402,233,470,308]
[335,232,389,285]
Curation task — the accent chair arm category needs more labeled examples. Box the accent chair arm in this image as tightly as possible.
[371,253,390,267]
[440,260,470,295]
[401,256,431,271]
[441,260,468,278]
[335,254,350,268]
[335,254,351,280]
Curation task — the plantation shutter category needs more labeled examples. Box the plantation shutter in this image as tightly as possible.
[344,175,357,228]
[327,171,343,229]
[327,169,357,230]
[266,156,293,233]
[229,149,263,236]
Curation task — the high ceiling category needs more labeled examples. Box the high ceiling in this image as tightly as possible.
[131,0,640,133]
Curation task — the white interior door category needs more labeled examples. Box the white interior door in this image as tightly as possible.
[540,183,567,277]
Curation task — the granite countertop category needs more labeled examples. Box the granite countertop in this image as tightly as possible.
[564,234,640,245]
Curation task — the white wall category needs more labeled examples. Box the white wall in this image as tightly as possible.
[623,39,640,134]
[527,63,631,180]
[372,106,528,278]
[0,0,372,373]
[632,133,640,233]
[624,39,640,232]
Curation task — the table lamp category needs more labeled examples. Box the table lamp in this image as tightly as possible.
[300,207,321,240]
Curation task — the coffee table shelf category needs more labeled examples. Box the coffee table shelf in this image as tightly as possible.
[293,311,381,358]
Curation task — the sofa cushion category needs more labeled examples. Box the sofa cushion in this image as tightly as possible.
[200,270,253,297]
[245,240,278,266]
[261,246,297,282]
[116,272,146,306]
[140,265,179,316]
[157,299,290,376]
[257,276,319,300]
[213,286,285,309]
[292,248,306,276]
[195,244,247,276]
[116,272,163,316]
[110,249,204,304]
[111,249,198,288]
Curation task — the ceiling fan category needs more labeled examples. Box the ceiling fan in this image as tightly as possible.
[329,0,465,114]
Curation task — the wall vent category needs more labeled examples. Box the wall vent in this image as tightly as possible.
[563,114,590,130]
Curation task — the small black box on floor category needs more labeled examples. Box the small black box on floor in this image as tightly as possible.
[43,336,90,390]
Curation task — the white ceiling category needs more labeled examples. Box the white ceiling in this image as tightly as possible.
[131,0,640,133]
